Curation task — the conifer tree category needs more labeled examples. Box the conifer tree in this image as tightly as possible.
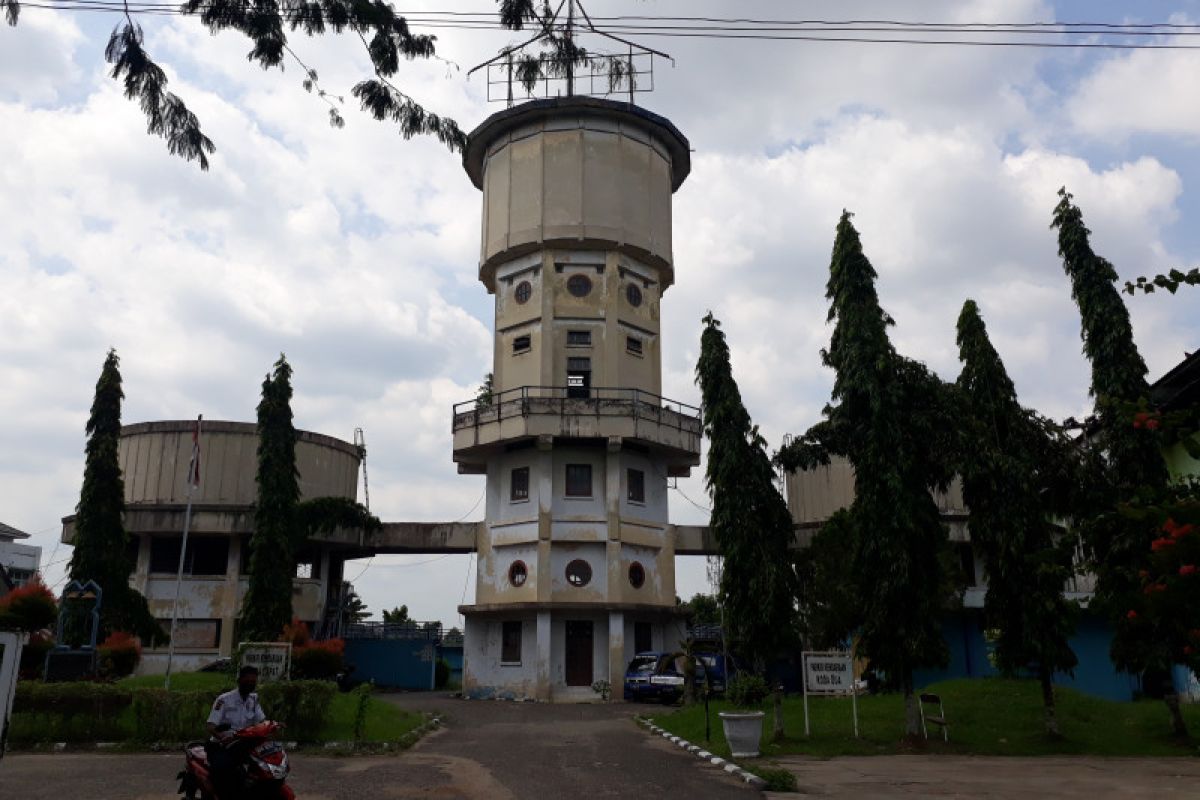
[241,355,301,642]
[69,350,162,643]
[1051,190,1186,736]
[955,300,1079,737]
[695,313,798,680]
[779,212,955,739]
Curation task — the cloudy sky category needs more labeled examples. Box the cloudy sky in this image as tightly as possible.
[2,1,1198,627]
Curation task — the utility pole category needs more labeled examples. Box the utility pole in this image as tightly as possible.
[566,0,576,96]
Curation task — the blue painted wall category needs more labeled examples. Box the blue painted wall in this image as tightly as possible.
[437,644,463,686]
[343,638,436,690]
[913,612,1142,702]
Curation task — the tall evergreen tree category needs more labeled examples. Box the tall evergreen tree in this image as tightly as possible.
[69,350,162,643]
[695,313,798,678]
[779,212,955,739]
[1051,190,1185,735]
[241,355,301,642]
[955,300,1079,737]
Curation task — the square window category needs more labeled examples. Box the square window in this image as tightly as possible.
[511,467,530,502]
[565,464,593,498]
[502,621,522,664]
[567,330,592,347]
[626,336,643,355]
[627,468,645,503]
[513,335,531,354]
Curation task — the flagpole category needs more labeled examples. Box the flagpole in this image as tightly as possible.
[165,414,202,690]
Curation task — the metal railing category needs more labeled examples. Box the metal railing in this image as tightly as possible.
[343,621,443,641]
[453,385,702,437]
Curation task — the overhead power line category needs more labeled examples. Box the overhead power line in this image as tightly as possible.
[16,2,1200,50]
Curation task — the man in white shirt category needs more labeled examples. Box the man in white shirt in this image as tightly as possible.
[204,665,266,798]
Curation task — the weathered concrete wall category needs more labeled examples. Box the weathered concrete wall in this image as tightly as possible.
[462,615,539,700]
[785,455,967,527]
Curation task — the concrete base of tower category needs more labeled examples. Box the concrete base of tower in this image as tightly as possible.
[460,605,688,703]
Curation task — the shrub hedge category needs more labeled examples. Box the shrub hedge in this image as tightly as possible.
[10,679,336,744]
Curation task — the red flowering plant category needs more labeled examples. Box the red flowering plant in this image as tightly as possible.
[280,617,345,679]
[98,630,143,678]
[1129,494,1200,682]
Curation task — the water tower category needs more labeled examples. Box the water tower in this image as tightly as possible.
[451,27,701,699]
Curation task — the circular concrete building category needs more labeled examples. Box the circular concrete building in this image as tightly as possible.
[62,420,363,673]
[455,98,700,701]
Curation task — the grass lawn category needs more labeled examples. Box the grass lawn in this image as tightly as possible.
[650,678,1200,758]
[121,672,230,692]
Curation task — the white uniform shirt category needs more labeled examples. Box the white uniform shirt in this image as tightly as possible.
[206,688,266,732]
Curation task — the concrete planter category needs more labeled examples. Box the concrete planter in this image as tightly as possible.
[718,711,764,758]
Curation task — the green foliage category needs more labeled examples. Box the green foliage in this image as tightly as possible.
[12,682,133,742]
[435,658,451,689]
[792,510,860,650]
[1124,266,1200,296]
[1127,506,1200,682]
[590,678,611,701]
[258,680,336,742]
[726,673,770,709]
[695,312,798,671]
[1051,190,1173,678]
[130,689,212,742]
[653,678,1200,759]
[683,593,721,625]
[745,766,799,793]
[780,213,953,734]
[104,23,214,170]
[474,372,495,410]
[954,300,1080,733]
[382,605,410,624]
[339,582,372,624]
[68,350,162,645]
[352,683,373,742]
[296,498,381,543]
[242,354,300,642]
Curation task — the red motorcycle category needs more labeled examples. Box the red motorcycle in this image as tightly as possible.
[178,720,296,799]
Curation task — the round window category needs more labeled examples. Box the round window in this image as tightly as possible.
[508,560,528,588]
[514,280,532,304]
[565,559,592,587]
[626,283,643,308]
[628,561,646,589]
[566,274,592,298]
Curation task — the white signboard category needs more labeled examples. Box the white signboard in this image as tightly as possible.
[240,642,292,682]
[804,653,854,695]
[1,631,29,760]
[802,650,859,738]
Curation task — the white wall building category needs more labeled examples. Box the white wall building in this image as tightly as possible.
[453,97,701,701]
[0,522,41,589]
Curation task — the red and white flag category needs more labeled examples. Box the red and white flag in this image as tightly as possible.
[187,414,203,488]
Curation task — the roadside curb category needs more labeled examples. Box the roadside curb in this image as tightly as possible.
[6,716,442,756]
[635,717,767,789]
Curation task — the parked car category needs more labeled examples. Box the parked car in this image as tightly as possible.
[623,652,666,701]
[625,652,716,704]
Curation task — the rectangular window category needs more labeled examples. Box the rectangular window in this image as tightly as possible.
[149,536,229,576]
[626,336,643,355]
[294,549,320,580]
[627,468,646,504]
[567,330,592,347]
[510,467,530,502]
[565,464,593,498]
[154,618,221,649]
[634,622,653,654]
[501,621,522,664]
[513,335,531,354]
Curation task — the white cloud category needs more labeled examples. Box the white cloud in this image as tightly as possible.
[1,1,1199,627]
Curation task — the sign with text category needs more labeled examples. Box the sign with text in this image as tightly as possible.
[240,642,292,682]
[803,652,854,695]
[802,650,859,737]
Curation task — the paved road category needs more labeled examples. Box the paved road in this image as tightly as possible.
[0,694,754,799]
[766,754,1200,799]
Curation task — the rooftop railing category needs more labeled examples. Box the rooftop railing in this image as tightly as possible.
[452,385,702,436]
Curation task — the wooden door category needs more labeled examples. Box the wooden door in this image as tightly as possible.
[564,620,593,686]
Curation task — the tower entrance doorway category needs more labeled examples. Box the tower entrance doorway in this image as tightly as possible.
[565,620,594,686]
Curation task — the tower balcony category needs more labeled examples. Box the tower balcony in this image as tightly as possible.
[452,385,701,473]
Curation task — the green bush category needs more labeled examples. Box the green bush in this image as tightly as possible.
[97,631,142,678]
[17,631,54,680]
[435,658,450,689]
[10,682,133,743]
[727,673,769,708]
[130,689,212,743]
[291,640,344,680]
[748,767,798,792]
[259,680,336,742]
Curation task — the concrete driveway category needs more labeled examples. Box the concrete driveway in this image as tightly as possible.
[0,693,754,798]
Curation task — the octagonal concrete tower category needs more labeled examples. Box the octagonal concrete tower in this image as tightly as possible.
[454,98,701,701]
